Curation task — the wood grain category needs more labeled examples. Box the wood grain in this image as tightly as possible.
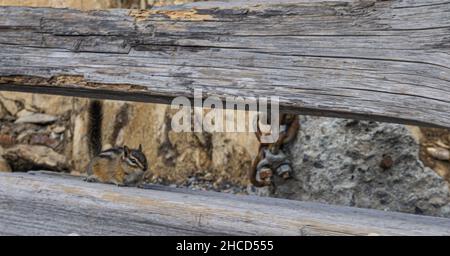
[0,171,449,235]
[0,0,449,128]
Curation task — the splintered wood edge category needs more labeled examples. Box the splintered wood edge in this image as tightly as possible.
[0,1,449,128]
[0,75,447,129]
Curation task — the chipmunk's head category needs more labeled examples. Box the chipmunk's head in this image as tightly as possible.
[122,144,148,172]
[121,144,148,185]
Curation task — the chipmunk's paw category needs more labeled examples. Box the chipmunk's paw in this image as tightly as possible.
[136,181,150,189]
[84,176,98,183]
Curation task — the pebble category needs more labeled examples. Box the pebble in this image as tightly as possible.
[156,175,247,195]
[52,126,65,134]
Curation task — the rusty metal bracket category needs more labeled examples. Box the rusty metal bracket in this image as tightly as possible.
[249,113,300,187]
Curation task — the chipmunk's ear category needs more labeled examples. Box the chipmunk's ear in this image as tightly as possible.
[123,145,130,157]
[138,144,143,152]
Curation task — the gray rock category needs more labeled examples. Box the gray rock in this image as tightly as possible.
[269,117,450,218]
[0,94,20,116]
[15,113,58,125]
[3,144,68,172]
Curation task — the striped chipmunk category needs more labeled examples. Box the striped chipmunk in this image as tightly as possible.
[84,100,148,187]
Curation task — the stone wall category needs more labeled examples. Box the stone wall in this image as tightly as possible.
[257,117,450,218]
[0,91,258,191]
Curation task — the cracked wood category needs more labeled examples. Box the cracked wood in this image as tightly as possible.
[0,0,449,128]
[1,171,450,235]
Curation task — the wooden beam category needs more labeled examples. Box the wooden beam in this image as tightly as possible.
[0,0,449,128]
[0,171,449,235]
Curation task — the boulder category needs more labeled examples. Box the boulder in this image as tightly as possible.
[16,109,34,118]
[3,144,68,172]
[0,93,22,116]
[267,117,450,218]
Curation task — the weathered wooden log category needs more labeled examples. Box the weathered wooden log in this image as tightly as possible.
[0,171,449,235]
[0,0,449,128]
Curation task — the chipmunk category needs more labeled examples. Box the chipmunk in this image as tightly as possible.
[84,100,148,186]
